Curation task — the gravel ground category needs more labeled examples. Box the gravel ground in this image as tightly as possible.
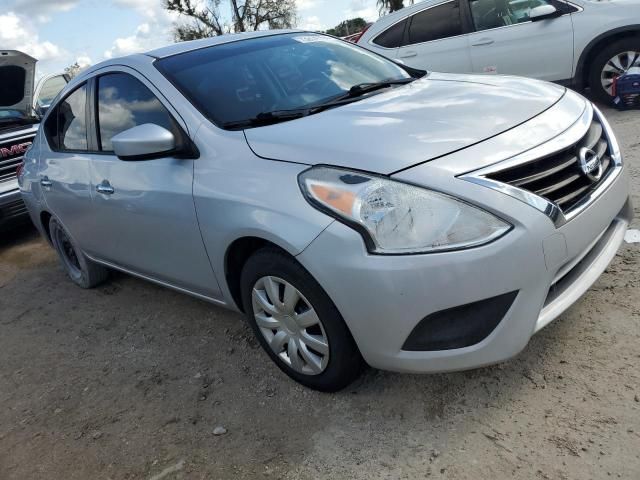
[0,106,639,480]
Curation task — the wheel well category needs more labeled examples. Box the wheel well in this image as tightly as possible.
[40,211,52,243]
[579,30,640,88]
[225,237,289,312]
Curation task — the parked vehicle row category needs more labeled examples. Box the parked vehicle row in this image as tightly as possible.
[357,0,640,103]
[19,31,631,390]
[0,50,68,229]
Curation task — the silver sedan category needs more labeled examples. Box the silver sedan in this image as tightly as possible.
[20,31,631,391]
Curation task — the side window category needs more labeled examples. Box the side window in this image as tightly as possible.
[406,1,463,45]
[97,73,177,152]
[56,83,88,151]
[373,19,407,48]
[470,0,565,32]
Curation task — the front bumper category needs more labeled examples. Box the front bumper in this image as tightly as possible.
[296,163,631,373]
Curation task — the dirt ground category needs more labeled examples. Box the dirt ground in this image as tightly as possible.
[1,106,639,480]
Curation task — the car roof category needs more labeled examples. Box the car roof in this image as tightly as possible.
[146,29,304,59]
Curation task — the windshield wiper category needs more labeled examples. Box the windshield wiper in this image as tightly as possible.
[221,109,311,130]
[221,78,416,130]
[347,77,416,97]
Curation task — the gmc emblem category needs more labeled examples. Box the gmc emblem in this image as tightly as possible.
[0,142,32,158]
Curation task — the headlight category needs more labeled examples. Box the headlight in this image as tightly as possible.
[299,167,511,254]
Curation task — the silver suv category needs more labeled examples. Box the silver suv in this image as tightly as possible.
[20,32,632,391]
[357,0,640,104]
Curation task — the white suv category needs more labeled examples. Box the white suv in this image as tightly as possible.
[358,0,640,103]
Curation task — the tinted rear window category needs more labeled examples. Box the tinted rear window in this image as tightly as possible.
[373,20,407,48]
[407,1,463,45]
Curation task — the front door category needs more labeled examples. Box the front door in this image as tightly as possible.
[84,70,220,298]
[466,0,574,80]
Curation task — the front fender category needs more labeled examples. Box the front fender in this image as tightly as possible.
[192,128,333,306]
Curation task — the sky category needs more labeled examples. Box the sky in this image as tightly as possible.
[1,0,387,78]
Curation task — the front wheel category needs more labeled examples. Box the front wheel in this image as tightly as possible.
[240,248,365,392]
[49,216,109,288]
[588,39,640,104]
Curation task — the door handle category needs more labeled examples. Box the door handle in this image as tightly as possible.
[40,176,52,188]
[472,38,495,47]
[399,50,418,59]
[96,182,115,195]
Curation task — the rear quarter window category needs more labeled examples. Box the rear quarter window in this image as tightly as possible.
[373,19,408,48]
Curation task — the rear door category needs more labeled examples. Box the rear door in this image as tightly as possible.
[394,0,473,73]
[39,83,95,247]
[465,0,574,80]
[83,69,220,297]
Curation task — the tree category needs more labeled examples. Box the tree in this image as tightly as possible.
[377,0,414,14]
[326,18,367,38]
[64,62,82,79]
[165,0,297,41]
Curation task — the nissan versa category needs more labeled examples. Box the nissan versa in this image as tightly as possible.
[20,31,632,391]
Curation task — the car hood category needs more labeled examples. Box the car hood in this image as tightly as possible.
[244,72,566,174]
[0,50,37,118]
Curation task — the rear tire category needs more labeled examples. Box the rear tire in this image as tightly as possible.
[588,38,640,104]
[49,217,109,289]
[240,247,365,392]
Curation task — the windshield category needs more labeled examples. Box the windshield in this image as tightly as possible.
[0,109,27,120]
[156,33,413,129]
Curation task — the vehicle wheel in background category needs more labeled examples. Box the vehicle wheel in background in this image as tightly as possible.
[588,38,640,104]
[240,247,365,392]
[49,216,109,288]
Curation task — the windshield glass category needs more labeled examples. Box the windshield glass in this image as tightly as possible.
[0,109,27,120]
[156,33,412,128]
[37,75,68,108]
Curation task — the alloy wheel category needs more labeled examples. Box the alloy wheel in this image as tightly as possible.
[252,276,329,375]
[600,50,640,96]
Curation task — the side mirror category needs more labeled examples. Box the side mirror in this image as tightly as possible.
[529,4,559,21]
[111,124,176,160]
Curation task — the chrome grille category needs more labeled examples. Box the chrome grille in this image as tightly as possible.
[485,120,614,213]
[0,133,36,183]
[0,198,27,221]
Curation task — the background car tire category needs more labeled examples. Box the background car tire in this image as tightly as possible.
[588,38,640,104]
[49,216,109,289]
[240,247,365,392]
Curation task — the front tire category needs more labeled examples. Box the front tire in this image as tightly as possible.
[240,247,364,392]
[49,216,109,288]
[588,38,640,104]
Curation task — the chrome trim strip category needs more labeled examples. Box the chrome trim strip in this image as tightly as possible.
[460,103,623,227]
[84,253,229,307]
[0,132,37,145]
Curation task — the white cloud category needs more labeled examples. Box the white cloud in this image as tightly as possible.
[105,0,180,60]
[0,12,65,61]
[345,0,379,22]
[301,15,326,31]
[298,0,321,10]
[104,23,152,59]
[76,55,93,68]
[8,0,79,23]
